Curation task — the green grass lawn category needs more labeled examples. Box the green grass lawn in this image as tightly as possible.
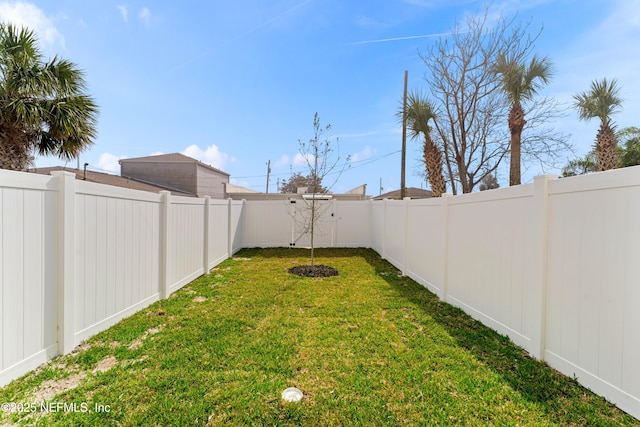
[1,248,637,426]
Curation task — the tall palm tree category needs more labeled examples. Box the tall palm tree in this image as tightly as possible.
[403,91,446,197]
[574,78,622,171]
[0,24,98,171]
[493,54,553,186]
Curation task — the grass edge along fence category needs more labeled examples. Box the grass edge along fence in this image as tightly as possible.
[0,248,637,426]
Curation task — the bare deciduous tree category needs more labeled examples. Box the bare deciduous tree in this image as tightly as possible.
[420,6,570,192]
[291,113,350,268]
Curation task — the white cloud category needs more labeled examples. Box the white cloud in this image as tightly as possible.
[138,6,151,27]
[97,153,126,174]
[182,144,232,170]
[293,152,314,166]
[350,146,374,164]
[354,15,386,29]
[0,1,64,48]
[274,154,290,168]
[117,5,128,22]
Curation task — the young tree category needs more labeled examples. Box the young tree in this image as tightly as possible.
[574,78,622,171]
[0,24,98,170]
[291,113,349,270]
[492,54,553,185]
[402,91,446,197]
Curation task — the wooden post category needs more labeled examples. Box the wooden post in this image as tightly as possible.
[265,160,271,193]
[401,70,408,199]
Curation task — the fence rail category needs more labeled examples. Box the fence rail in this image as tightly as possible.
[1,168,639,420]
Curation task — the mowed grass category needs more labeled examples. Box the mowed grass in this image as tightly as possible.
[0,248,637,426]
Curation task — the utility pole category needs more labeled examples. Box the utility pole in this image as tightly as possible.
[265,160,271,193]
[401,70,408,199]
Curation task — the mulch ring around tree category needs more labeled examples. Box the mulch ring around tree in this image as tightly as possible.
[288,265,339,278]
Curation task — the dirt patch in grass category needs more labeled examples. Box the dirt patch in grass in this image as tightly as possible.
[128,326,162,350]
[32,372,87,404]
[93,356,118,374]
[288,264,339,277]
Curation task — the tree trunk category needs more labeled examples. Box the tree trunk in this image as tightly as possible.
[508,102,526,186]
[0,124,32,171]
[423,137,446,197]
[310,196,315,267]
[595,122,618,171]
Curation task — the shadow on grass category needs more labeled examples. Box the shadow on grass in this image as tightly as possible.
[360,252,637,426]
[235,247,638,426]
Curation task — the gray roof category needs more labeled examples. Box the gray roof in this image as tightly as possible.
[119,153,230,176]
[30,166,193,196]
[374,187,433,200]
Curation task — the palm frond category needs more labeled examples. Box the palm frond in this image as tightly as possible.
[400,90,437,141]
[493,53,553,103]
[0,22,99,170]
[573,78,622,123]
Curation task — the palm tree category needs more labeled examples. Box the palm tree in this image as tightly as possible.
[0,24,98,171]
[561,151,598,177]
[573,78,622,171]
[403,91,446,197]
[493,54,553,186]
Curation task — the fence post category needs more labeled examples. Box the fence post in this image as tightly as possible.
[331,198,337,247]
[401,197,410,275]
[52,171,76,354]
[530,175,556,360]
[227,198,232,258]
[159,191,171,299]
[203,196,210,274]
[441,193,452,302]
[368,199,373,249]
[382,199,388,259]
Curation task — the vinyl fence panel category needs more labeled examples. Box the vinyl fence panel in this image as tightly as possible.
[168,196,206,293]
[0,171,58,385]
[208,199,231,268]
[445,185,535,351]
[242,200,292,247]
[74,181,162,344]
[404,197,448,298]
[381,200,406,271]
[545,168,640,417]
[334,200,371,247]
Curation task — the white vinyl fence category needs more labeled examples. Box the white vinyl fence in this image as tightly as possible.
[370,173,640,420]
[0,170,243,386]
[1,167,640,420]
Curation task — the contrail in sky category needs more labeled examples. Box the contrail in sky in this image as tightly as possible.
[346,32,453,45]
[169,0,312,74]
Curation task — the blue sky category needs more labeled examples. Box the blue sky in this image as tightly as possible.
[2,0,639,194]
